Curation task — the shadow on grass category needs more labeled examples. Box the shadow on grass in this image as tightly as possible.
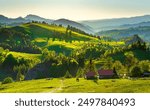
[42,86,54,89]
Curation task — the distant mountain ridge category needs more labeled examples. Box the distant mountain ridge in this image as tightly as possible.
[1,14,150,35]
[0,15,29,24]
[0,14,94,34]
[25,14,53,23]
[81,15,150,32]
[97,26,150,41]
[119,21,150,29]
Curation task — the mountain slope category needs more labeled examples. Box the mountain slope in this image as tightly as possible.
[25,14,53,23]
[97,26,150,41]
[125,35,144,45]
[0,15,29,24]
[119,21,150,29]
[53,18,94,34]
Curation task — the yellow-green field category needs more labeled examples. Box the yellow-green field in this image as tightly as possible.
[0,78,150,93]
[9,51,41,61]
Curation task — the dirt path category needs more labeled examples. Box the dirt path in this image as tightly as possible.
[49,80,64,93]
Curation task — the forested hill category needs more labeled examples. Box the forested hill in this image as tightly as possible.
[0,22,97,54]
[97,26,150,41]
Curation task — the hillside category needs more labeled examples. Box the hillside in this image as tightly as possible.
[0,14,94,34]
[0,19,149,86]
[53,18,94,34]
[97,26,150,41]
[0,28,41,53]
[0,22,97,55]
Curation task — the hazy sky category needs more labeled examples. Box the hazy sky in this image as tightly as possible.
[0,0,150,20]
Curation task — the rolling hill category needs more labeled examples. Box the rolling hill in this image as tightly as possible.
[0,22,97,54]
[0,14,94,34]
[53,18,94,34]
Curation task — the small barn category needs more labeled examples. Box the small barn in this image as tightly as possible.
[98,70,116,79]
[85,71,97,79]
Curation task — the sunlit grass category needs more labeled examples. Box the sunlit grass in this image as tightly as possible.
[9,51,41,61]
[0,78,150,93]
[0,79,61,93]
[101,41,125,46]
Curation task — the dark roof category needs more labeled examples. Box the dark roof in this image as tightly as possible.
[98,70,114,76]
[86,71,96,77]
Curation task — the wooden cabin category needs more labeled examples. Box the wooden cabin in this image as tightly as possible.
[98,70,116,79]
[85,71,97,79]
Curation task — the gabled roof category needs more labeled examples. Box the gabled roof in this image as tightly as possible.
[98,70,114,76]
[86,71,96,77]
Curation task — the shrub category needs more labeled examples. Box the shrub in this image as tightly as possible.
[2,77,13,84]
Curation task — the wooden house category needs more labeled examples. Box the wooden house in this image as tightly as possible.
[98,70,116,79]
[85,71,97,79]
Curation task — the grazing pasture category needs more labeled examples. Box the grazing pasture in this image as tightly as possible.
[0,78,150,93]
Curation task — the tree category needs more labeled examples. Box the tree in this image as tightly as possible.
[138,60,150,73]
[2,54,18,69]
[84,59,97,77]
[13,65,27,81]
[124,52,138,67]
[102,57,113,69]
[129,66,142,77]
[64,71,72,78]
[67,58,79,77]
[16,70,25,81]
[69,30,72,37]
[76,67,84,78]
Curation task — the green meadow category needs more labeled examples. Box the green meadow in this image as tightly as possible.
[0,78,150,93]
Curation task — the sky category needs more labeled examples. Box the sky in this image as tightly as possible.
[0,0,150,20]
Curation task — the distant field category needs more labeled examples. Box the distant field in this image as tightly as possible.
[0,78,150,93]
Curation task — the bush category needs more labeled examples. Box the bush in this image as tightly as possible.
[2,77,13,84]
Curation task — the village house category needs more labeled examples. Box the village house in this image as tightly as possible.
[85,71,97,79]
[85,69,118,79]
[98,70,115,79]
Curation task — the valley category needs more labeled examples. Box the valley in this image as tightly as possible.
[0,15,150,93]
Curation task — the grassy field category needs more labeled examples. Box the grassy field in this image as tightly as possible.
[0,78,150,93]
[9,51,41,61]
[21,23,97,41]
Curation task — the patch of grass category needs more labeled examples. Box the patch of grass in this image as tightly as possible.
[9,51,41,61]
[0,79,61,93]
[47,45,73,56]
[0,78,150,93]
[21,23,97,41]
